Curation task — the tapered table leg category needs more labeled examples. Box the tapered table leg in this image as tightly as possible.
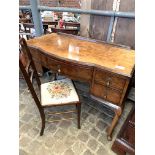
[107,107,122,140]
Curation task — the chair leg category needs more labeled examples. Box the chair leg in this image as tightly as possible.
[40,113,45,136]
[77,102,81,129]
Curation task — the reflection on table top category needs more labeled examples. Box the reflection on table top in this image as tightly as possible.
[27,33,135,77]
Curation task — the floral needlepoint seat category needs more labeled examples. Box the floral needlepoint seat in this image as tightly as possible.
[41,78,79,106]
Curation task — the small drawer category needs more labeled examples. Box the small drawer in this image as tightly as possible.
[30,48,40,62]
[47,57,61,72]
[91,82,122,105]
[94,69,126,90]
[40,53,48,67]
[33,61,43,74]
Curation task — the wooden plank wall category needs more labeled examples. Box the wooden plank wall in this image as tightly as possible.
[114,0,135,49]
[80,0,135,49]
[89,0,114,41]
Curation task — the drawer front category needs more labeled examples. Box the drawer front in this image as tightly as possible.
[61,63,92,81]
[91,82,122,105]
[39,53,48,68]
[47,57,61,72]
[30,48,41,62]
[94,69,126,91]
[30,48,48,68]
[48,57,93,81]
[33,61,43,74]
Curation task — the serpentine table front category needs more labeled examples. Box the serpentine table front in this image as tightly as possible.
[27,33,135,140]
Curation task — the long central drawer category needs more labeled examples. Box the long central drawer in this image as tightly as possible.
[47,57,93,82]
[30,48,93,82]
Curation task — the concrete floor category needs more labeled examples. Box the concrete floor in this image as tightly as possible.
[19,74,133,155]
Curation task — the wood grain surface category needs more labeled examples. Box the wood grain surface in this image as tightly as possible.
[27,33,135,77]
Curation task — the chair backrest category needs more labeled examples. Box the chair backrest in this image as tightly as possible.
[51,27,79,35]
[19,38,42,109]
[23,23,34,33]
[23,23,49,35]
[19,18,31,23]
[22,23,35,40]
[64,22,80,29]
[43,21,58,28]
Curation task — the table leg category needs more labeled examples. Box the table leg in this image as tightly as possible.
[107,107,122,140]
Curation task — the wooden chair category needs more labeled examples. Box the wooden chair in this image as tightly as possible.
[64,22,80,29]
[43,21,58,28]
[51,27,79,35]
[22,23,35,40]
[19,18,31,23]
[23,23,50,37]
[19,38,81,136]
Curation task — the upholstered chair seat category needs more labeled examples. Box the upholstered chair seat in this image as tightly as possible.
[41,78,79,106]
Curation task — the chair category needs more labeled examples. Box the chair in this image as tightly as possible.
[23,23,50,37]
[43,21,58,28]
[51,27,79,35]
[19,38,81,136]
[22,23,36,40]
[64,22,80,30]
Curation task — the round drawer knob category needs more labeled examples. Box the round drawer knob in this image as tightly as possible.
[58,68,61,73]
[104,95,107,99]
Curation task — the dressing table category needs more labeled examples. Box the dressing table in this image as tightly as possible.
[27,33,135,140]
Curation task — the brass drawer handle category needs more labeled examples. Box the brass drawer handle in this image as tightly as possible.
[106,81,110,86]
[104,95,107,99]
[57,65,61,73]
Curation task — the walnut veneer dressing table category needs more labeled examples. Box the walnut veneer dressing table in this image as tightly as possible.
[27,33,135,140]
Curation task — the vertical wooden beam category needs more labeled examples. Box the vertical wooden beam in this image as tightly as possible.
[80,0,92,37]
[89,0,114,41]
[114,0,135,49]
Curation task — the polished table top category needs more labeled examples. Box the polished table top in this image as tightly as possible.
[27,33,135,77]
